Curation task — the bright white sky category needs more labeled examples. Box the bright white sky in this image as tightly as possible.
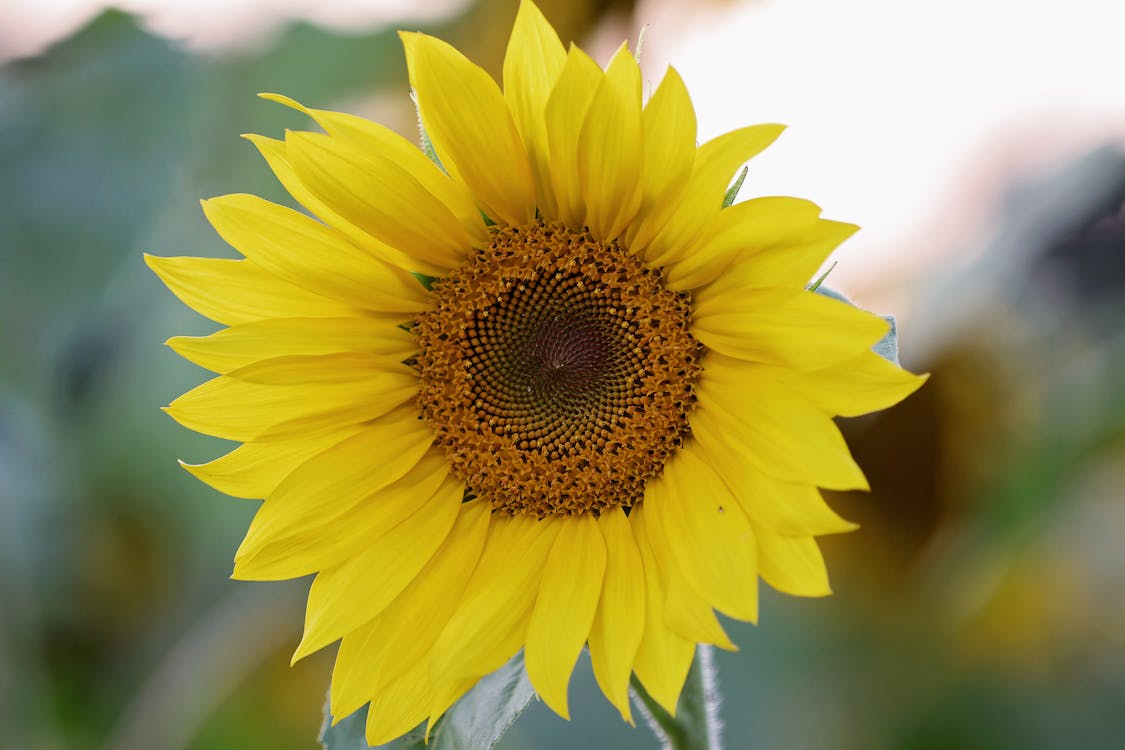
[4,0,1123,307]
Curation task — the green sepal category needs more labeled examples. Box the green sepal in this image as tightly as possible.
[411,91,446,174]
[807,261,838,293]
[412,272,436,291]
[722,166,749,208]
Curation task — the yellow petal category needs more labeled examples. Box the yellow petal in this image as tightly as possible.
[330,500,491,720]
[145,255,354,326]
[663,197,822,290]
[683,435,856,537]
[776,351,928,418]
[654,451,759,622]
[259,94,487,246]
[692,379,869,491]
[429,515,560,685]
[577,43,643,242]
[664,570,737,651]
[167,316,415,375]
[364,671,477,747]
[708,349,926,419]
[402,31,536,226]
[363,666,431,746]
[425,677,477,742]
[200,194,431,312]
[694,219,859,297]
[640,488,739,647]
[629,503,695,714]
[587,508,645,724]
[693,287,890,371]
[525,514,606,719]
[286,130,472,271]
[756,531,832,597]
[180,423,365,500]
[644,123,785,267]
[503,0,566,218]
[243,134,438,276]
[625,66,697,253]
[233,412,435,579]
[544,46,604,226]
[164,354,417,442]
[293,474,464,661]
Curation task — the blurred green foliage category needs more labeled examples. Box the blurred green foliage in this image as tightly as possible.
[1,3,1122,750]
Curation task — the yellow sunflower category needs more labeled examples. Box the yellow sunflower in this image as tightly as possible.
[148,0,925,743]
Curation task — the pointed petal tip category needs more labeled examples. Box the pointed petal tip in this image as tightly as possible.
[258,91,301,109]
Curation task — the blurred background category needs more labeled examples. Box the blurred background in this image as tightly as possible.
[1,0,1122,748]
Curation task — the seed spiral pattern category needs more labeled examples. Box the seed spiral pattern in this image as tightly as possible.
[415,221,702,517]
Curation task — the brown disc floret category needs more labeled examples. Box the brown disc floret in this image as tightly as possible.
[414,221,702,517]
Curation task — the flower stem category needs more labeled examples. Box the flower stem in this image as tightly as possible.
[630,645,723,750]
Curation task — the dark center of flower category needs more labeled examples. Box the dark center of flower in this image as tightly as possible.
[414,220,702,517]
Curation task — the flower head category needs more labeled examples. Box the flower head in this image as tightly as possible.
[148,0,925,743]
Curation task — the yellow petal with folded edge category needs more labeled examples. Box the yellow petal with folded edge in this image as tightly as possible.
[663,197,822,290]
[259,93,486,245]
[545,46,604,226]
[707,349,927,420]
[625,66,697,253]
[695,219,859,299]
[200,194,431,313]
[145,254,354,326]
[503,0,566,218]
[286,130,471,271]
[644,123,785,267]
[402,31,536,226]
[233,409,434,579]
[164,355,417,442]
[693,379,869,491]
[425,677,478,742]
[293,473,464,661]
[629,502,695,715]
[525,513,606,719]
[577,43,643,242]
[180,422,365,500]
[167,316,414,375]
[364,667,476,746]
[362,666,433,747]
[641,491,740,646]
[756,531,832,597]
[429,515,560,686]
[242,134,439,276]
[330,500,491,720]
[657,450,760,622]
[683,430,856,537]
[587,508,645,724]
[693,287,889,371]
[664,570,738,651]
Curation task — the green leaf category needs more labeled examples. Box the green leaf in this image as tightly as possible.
[321,651,536,750]
[814,286,899,365]
[721,166,748,208]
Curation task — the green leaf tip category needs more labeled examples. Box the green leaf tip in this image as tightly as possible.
[807,261,838,293]
[722,166,749,208]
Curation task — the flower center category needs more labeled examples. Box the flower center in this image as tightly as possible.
[415,221,702,517]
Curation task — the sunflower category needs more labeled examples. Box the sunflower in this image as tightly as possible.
[148,0,925,743]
